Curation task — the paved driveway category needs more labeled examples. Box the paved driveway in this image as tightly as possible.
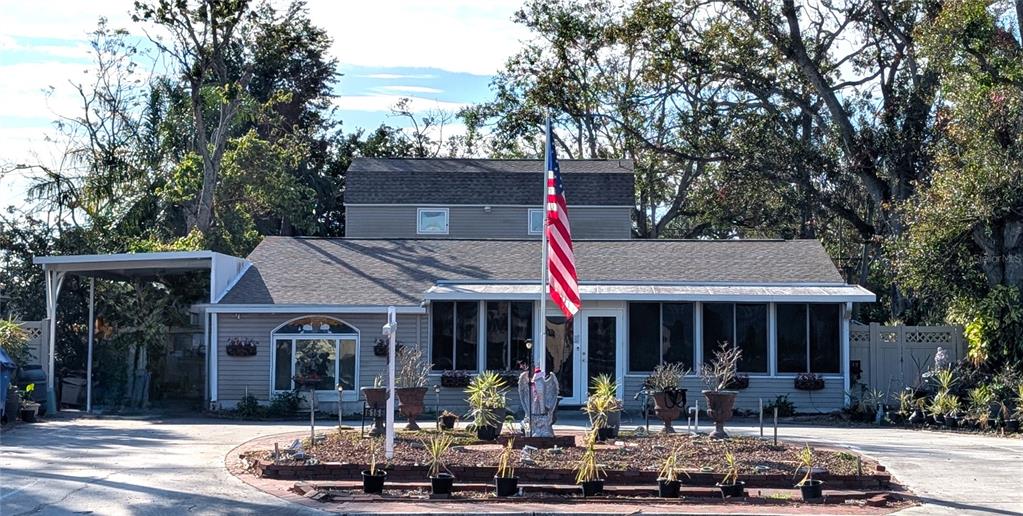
[1,415,1021,515]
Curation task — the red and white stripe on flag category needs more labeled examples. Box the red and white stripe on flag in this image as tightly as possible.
[546,168,581,318]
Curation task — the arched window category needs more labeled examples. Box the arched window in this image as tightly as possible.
[271,316,359,397]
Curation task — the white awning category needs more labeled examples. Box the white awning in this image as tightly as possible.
[424,282,876,303]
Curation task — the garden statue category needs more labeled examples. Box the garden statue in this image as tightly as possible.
[518,368,559,437]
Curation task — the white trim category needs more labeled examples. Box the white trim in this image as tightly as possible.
[842,302,851,407]
[694,302,703,375]
[579,308,625,403]
[434,279,857,288]
[426,291,874,303]
[212,261,252,304]
[527,208,544,235]
[268,316,361,401]
[210,313,219,403]
[768,303,777,376]
[477,300,486,373]
[205,304,426,314]
[416,207,449,235]
[346,203,631,209]
[33,250,220,265]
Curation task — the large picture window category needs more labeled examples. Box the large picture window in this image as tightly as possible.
[271,317,358,394]
[701,303,767,373]
[776,303,841,374]
[628,302,694,372]
[431,301,479,370]
[486,301,533,371]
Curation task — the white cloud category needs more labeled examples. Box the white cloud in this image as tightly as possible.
[0,0,135,41]
[359,73,437,80]
[376,85,444,94]
[307,0,527,76]
[336,94,467,114]
[0,62,93,119]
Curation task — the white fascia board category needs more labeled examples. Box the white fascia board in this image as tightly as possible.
[344,203,631,209]
[34,250,217,265]
[205,304,426,314]
[424,283,876,303]
[424,292,876,303]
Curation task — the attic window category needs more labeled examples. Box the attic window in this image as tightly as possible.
[417,208,449,235]
[528,208,544,235]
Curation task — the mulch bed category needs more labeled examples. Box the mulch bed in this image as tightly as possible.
[249,428,877,477]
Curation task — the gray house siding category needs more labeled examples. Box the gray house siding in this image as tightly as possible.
[215,311,428,411]
[344,205,632,239]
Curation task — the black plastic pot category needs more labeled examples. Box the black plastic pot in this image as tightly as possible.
[657,479,681,498]
[596,426,614,442]
[798,479,824,501]
[475,425,498,441]
[716,481,745,498]
[19,403,39,423]
[580,479,604,497]
[362,470,386,494]
[440,415,457,430]
[1006,419,1020,433]
[946,416,960,429]
[431,473,455,495]
[494,476,519,497]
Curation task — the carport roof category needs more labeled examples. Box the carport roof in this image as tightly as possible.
[34,251,249,304]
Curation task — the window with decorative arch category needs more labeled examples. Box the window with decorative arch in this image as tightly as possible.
[271,316,359,397]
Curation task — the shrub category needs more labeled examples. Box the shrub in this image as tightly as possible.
[395,346,432,389]
[0,319,30,367]
[268,390,302,417]
[766,395,796,417]
[646,362,688,392]
[235,393,265,418]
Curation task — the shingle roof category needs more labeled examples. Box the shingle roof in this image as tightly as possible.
[344,158,634,205]
[218,237,846,306]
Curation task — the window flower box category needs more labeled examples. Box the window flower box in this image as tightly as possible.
[794,373,825,391]
[226,337,258,357]
[373,337,404,357]
[440,370,473,388]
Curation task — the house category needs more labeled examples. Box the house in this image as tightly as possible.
[204,158,875,415]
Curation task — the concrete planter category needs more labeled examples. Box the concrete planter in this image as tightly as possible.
[395,387,427,430]
[702,390,738,439]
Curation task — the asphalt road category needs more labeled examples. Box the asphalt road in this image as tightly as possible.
[1,415,1021,515]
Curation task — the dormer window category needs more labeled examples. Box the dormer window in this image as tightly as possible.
[417,208,449,235]
[528,208,544,235]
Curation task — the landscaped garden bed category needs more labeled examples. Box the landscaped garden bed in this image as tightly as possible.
[244,428,889,490]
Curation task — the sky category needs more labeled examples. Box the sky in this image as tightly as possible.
[0,0,528,212]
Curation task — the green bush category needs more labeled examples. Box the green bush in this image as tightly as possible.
[235,393,265,418]
[0,319,30,367]
[268,390,302,417]
[766,395,796,417]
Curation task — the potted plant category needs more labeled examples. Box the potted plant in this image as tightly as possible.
[656,444,688,498]
[794,443,824,501]
[361,372,389,436]
[574,431,605,496]
[968,385,995,430]
[724,374,750,390]
[361,437,387,493]
[438,410,459,430]
[494,437,519,497]
[464,371,508,441]
[424,433,455,496]
[1008,384,1023,433]
[645,362,689,433]
[394,346,432,430]
[585,374,622,439]
[794,372,825,391]
[441,370,472,388]
[701,342,742,439]
[715,450,745,498]
[18,383,39,423]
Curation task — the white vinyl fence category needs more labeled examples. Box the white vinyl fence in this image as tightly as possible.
[18,320,47,366]
[850,323,964,397]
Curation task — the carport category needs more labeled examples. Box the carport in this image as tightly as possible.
[32,251,249,414]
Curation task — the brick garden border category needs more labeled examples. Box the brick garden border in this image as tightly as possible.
[250,457,892,490]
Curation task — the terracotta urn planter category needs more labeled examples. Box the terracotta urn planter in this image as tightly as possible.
[395,387,428,430]
[361,386,389,436]
[702,390,737,439]
[651,388,687,433]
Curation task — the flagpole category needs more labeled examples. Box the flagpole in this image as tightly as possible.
[539,116,550,376]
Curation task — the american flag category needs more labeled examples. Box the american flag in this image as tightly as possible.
[544,118,581,318]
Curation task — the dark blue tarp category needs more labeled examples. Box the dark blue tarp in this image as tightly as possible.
[0,347,17,420]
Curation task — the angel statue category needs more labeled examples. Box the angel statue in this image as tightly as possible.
[518,368,560,437]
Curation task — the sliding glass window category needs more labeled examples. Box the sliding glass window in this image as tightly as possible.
[628,302,694,372]
[775,303,841,374]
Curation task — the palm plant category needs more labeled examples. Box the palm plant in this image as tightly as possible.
[464,371,508,432]
[495,438,516,479]
[657,444,689,482]
[794,443,815,486]
[368,437,381,476]
[423,433,454,478]
[720,450,740,486]
[574,431,605,484]
[1014,384,1023,420]
[969,385,996,429]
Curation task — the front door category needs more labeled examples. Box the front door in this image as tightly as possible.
[543,310,622,405]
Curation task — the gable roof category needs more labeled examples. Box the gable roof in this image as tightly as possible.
[344,158,634,206]
[217,237,852,306]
